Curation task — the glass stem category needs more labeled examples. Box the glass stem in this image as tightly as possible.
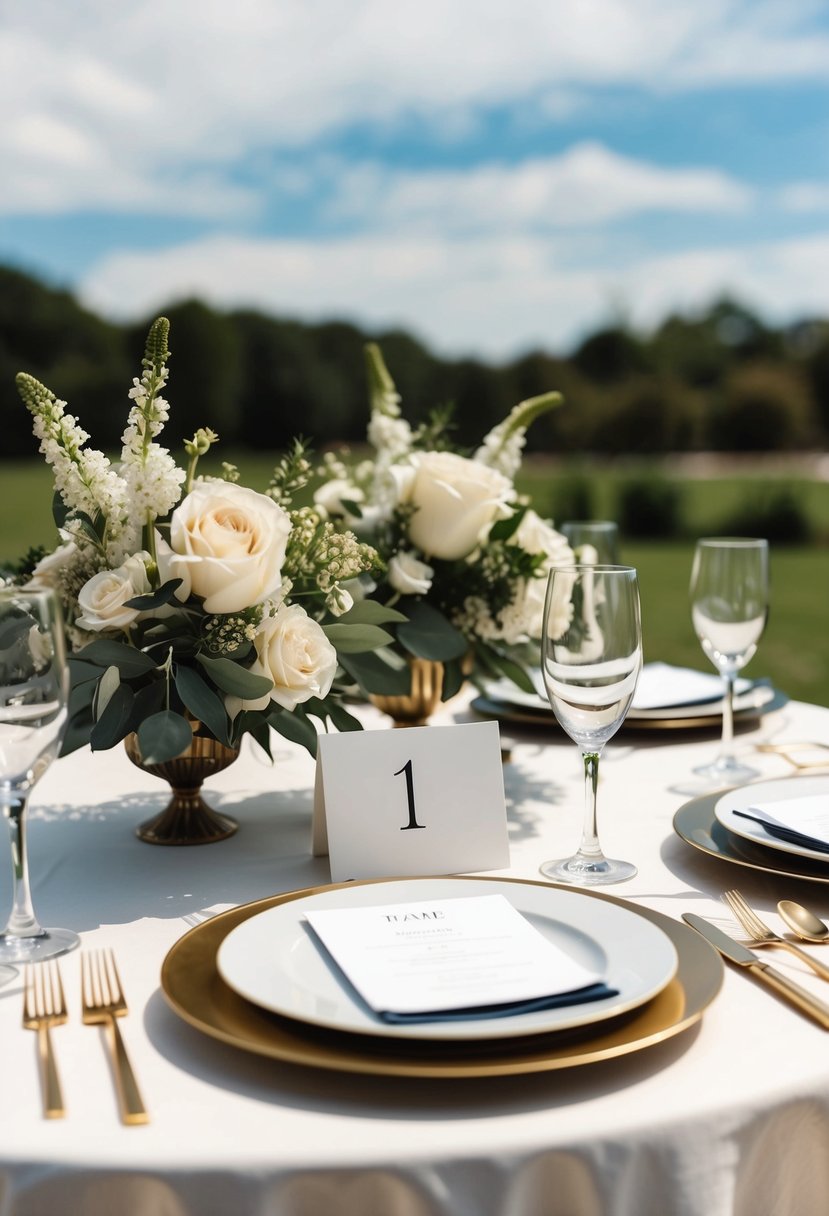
[719,672,736,763]
[2,794,44,939]
[578,751,605,861]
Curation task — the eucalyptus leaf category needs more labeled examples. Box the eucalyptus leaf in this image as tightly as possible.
[489,504,526,542]
[324,701,363,733]
[137,711,195,765]
[481,646,537,695]
[337,600,408,626]
[440,656,466,702]
[322,622,394,653]
[0,613,33,650]
[67,658,104,686]
[60,709,94,757]
[125,578,184,611]
[174,665,230,745]
[267,706,318,757]
[51,492,68,529]
[77,640,158,677]
[397,600,468,661]
[128,681,166,731]
[339,650,412,696]
[196,653,273,699]
[90,684,135,751]
[93,664,121,721]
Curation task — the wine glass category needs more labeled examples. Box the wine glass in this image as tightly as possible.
[540,565,642,885]
[0,587,80,964]
[689,537,769,785]
[561,521,620,565]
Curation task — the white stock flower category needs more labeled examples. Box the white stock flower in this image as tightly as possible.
[393,451,514,561]
[75,553,152,632]
[169,482,291,614]
[388,551,434,596]
[230,604,338,714]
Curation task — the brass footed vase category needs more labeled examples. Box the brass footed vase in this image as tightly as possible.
[369,657,445,728]
[125,731,240,846]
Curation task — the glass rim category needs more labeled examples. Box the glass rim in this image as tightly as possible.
[546,563,637,576]
[561,520,618,530]
[695,537,768,547]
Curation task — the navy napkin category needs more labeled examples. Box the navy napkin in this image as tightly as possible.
[733,809,829,855]
[379,981,619,1024]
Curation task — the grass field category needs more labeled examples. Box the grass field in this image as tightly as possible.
[1,455,826,707]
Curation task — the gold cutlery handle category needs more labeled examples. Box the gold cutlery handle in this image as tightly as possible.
[38,1025,65,1119]
[750,963,829,1029]
[104,1017,149,1125]
[779,939,829,982]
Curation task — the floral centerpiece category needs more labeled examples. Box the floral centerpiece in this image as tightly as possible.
[10,318,391,766]
[312,344,575,707]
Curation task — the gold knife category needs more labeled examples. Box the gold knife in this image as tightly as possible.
[683,913,829,1030]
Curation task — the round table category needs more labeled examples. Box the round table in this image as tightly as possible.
[2,690,828,1216]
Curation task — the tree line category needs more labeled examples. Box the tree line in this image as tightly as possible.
[2,263,828,460]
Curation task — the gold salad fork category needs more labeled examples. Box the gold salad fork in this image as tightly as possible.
[723,890,829,982]
[23,962,67,1119]
[81,950,149,1125]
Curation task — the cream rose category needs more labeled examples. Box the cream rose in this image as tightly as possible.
[392,452,513,561]
[233,604,338,714]
[169,482,291,614]
[75,553,152,632]
[313,479,364,520]
[388,551,434,596]
[24,540,77,591]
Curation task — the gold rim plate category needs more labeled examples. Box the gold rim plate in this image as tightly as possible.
[472,685,787,734]
[674,793,829,884]
[160,876,723,1078]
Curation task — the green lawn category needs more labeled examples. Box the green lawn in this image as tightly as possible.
[2,456,827,707]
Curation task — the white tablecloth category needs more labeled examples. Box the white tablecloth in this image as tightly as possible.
[2,692,829,1216]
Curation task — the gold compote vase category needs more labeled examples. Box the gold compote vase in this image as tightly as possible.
[369,657,448,728]
[125,726,240,846]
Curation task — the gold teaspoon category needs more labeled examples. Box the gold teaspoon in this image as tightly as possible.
[778,900,829,944]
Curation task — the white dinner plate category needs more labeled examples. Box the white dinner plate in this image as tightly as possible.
[216,877,678,1042]
[482,676,773,722]
[715,775,829,863]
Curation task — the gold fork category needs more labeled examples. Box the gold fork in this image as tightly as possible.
[81,950,149,1125]
[724,890,829,982]
[23,962,67,1119]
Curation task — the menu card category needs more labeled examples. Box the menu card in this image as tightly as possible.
[304,894,616,1024]
[737,794,829,849]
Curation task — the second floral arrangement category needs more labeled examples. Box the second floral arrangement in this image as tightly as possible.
[313,344,576,703]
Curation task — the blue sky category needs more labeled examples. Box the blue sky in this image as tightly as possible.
[2,0,829,359]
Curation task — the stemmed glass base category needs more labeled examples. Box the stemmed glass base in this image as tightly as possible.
[0,927,80,965]
[0,965,18,987]
[692,755,760,788]
[540,855,637,886]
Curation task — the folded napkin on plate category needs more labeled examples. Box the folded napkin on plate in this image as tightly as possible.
[632,662,751,711]
[305,894,619,1026]
[734,794,829,853]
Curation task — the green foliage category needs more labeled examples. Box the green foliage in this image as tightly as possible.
[716,486,814,544]
[616,476,684,538]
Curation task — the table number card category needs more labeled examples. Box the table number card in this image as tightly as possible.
[312,720,510,881]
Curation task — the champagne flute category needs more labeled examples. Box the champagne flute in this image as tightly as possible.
[561,521,620,565]
[0,587,80,964]
[690,537,769,784]
[540,565,642,885]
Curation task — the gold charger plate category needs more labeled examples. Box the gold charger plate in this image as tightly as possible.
[160,875,722,1078]
[674,792,829,885]
[472,684,787,734]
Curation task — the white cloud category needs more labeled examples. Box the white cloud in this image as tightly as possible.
[778,182,829,213]
[78,228,829,359]
[327,143,751,231]
[2,0,828,218]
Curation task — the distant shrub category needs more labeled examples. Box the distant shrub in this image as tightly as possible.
[617,476,684,538]
[551,473,594,526]
[717,487,814,545]
[707,364,815,451]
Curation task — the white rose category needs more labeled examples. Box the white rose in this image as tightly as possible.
[313,479,364,519]
[155,534,192,602]
[515,511,573,565]
[75,553,152,632]
[232,604,338,714]
[24,541,77,590]
[392,452,513,561]
[169,482,291,614]
[388,551,434,596]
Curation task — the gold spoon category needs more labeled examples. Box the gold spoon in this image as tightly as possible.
[778,900,829,944]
